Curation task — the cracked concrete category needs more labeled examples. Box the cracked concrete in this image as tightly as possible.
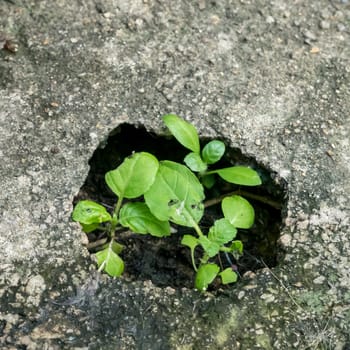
[0,0,349,349]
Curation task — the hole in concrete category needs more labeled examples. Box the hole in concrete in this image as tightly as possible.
[73,124,288,290]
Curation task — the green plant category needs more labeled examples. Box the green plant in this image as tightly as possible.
[72,114,261,291]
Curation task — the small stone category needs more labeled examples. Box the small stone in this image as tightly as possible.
[199,0,206,10]
[211,15,220,25]
[313,276,326,284]
[297,220,309,230]
[165,286,176,295]
[243,271,256,280]
[278,234,292,246]
[310,47,320,54]
[337,24,346,32]
[238,291,245,300]
[326,150,335,158]
[320,20,330,30]
[293,282,303,288]
[135,18,144,29]
[103,12,113,19]
[243,283,258,290]
[260,293,275,303]
[321,9,331,19]
[80,231,89,245]
[266,16,275,24]
[303,30,317,41]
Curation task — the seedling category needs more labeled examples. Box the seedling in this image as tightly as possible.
[72,114,262,291]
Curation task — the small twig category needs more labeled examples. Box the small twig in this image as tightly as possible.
[218,253,224,270]
[204,189,282,210]
[87,237,108,250]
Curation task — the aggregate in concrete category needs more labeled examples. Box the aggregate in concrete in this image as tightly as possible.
[0,0,349,349]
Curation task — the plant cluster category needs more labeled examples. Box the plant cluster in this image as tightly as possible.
[72,114,262,291]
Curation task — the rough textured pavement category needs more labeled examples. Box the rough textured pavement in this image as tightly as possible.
[0,0,349,349]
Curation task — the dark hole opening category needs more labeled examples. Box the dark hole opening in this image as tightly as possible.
[73,124,288,290]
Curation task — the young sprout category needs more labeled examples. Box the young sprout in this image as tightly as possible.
[72,114,262,291]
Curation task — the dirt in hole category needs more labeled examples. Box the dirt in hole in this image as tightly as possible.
[74,124,288,290]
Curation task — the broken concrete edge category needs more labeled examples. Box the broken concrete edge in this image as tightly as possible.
[0,116,348,349]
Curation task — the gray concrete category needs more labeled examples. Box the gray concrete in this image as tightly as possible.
[0,0,349,348]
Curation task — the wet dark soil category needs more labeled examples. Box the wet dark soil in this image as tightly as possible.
[74,123,288,290]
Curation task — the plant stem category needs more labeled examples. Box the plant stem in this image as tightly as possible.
[204,189,282,210]
[193,221,204,238]
[201,252,210,265]
[190,249,197,272]
[110,196,123,237]
[219,246,231,252]
[113,196,123,219]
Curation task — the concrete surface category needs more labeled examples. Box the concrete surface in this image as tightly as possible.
[0,0,349,349]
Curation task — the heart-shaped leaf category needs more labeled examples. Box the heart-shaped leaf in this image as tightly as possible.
[145,161,204,227]
[195,263,220,291]
[202,140,225,164]
[163,114,200,153]
[219,268,238,284]
[105,152,159,199]
[222,195,255,229]
[119,202,171,237]
[72,200,112,225]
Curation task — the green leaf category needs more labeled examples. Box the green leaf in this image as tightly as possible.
[195,263,220,291]
[95,245,124,277]
[198,236,220,258]
[202,140,225,164]
[214,166,262,186]
[222,195,255,229]
[72,200,112,225]
[101,240,124,255]
[81,222,100,233]
[229,240,243,255]
[163,114,200,153]
[144,161,204,227]
[201,174,216,189]
[208,218,237,245]
[184,152,207,172]
[181,234,198,250]
[105,152,159,199]
[119,202,171,237]
[109,240,124,254]
[219,268,238,284]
